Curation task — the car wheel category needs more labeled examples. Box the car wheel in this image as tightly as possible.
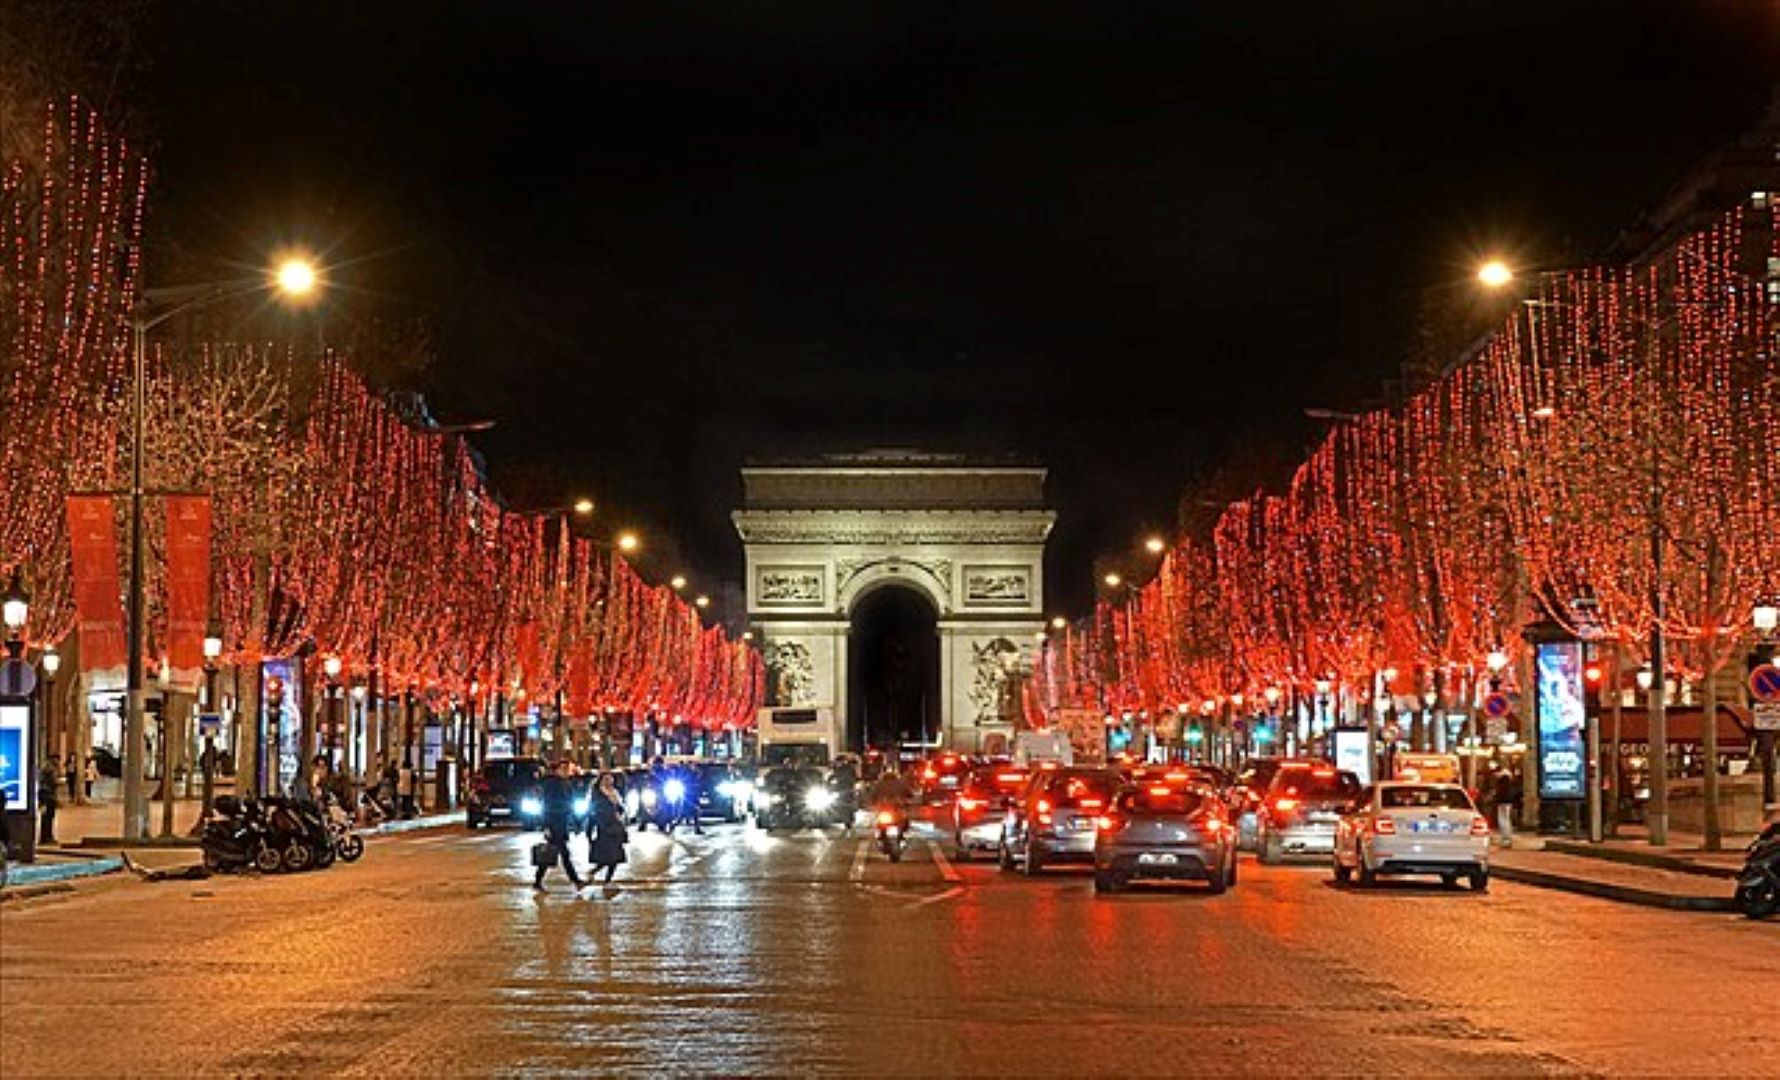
[1468,868,1490,893]
[1258,832,1281,866]
[1333,856,1353,885]
[1206,864,1227,895]
[1094,870,1118,894]
[1022,841,1045,876]
[1226,848,1239,887]
[997,842,1014,873]
[1440,872,1460,889]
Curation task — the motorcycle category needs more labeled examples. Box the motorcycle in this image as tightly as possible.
[200,797,283,874]
[875,804,909,863]
[1734,820,1780,920]
[260,796,336,872]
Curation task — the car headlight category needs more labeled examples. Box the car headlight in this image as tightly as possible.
[717,780,754,800]
[754,791,776,807]
[642,789,657,807]
[804,787,837,811]
[624,791,640,814]
[519,797,543,816]
[573,797,591,816]
[664,779,686,802]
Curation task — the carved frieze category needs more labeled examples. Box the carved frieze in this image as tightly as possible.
[757,566,824,605]
[963,565,1031,606]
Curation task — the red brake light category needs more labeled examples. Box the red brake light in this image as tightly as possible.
[1095,815,1118,832]
[1470,815,1491,837]
[1078,797,1104,810]
[1373,817,1397,835]
[942,755,957,765]
[1274,797,1299,813]
[1164,771,1191,782]
[1036,798,1052,814]
[957,797,983,811]
[1312,768,1335,778]
[922,768,937,781]
[996,772,1025,783]
[1147,785,1172,796]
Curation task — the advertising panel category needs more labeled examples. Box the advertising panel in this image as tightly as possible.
[0,702,32,812]
[1536,640,1587,799]
[1333,728,1371,786]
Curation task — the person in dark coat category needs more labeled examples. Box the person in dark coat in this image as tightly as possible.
[588,772,629,883]
[37,757,60,844]
[534,760,587,890]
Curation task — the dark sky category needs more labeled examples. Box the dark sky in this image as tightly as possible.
[137,1,1780,616]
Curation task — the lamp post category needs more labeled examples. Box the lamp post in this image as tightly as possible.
[323,655,343,766]
[3,570,36,858]
[156,658,176,838]
[199,622,222,823]
[121,256,322,840]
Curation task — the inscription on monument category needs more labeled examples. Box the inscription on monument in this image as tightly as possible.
[757,567,824,605]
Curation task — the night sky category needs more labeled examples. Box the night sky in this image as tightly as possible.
[135,1,1780,616]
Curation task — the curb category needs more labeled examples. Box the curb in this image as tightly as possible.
[360,813,459,837]
[1,855,127,894]
[1492,863,1736,912]
[1542,839,1741,880]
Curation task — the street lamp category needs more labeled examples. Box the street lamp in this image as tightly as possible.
[1103,572,1122,589]
[1635,666,1655,692]
[572,498,595,516]
[198,620,224,822]
[323,655,344,763]
[1753,603,1778,636]
[2,567,28,643]
[1485,648,1510,675]
[617,531,640,554]
[1144,536,1166,555]
[121,253,324,840]
[694,595,711,609]
[1050,616,1067,631]
[1477,259,1515,289]
[670,575,688,591]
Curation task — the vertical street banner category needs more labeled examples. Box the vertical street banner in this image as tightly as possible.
[1535,640,1587,799]
[65,495,128,690]
[164,495,212,693]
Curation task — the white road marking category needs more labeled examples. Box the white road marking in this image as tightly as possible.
[908,885,965,908]
[849,838,870,881]
[929,841,960,882]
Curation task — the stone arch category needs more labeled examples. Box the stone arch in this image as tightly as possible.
[837,557,949,618]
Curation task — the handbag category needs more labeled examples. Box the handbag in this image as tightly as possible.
[530,841,554,868]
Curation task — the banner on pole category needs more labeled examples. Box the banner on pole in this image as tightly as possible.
[164,495,212,693]
[66,495,127,690]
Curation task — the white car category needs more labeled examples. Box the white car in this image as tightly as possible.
[1332,782,1491,891]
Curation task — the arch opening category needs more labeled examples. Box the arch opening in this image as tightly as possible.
[846,584,939,754]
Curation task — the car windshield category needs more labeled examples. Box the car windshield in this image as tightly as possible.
[762,744,830,767]
[1274,769,1360,801]
[1380,786,1474,811]
[482,761,542,784]
[1117,787,1205,815]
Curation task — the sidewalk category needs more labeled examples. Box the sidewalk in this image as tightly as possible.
[1491,836,1741,913]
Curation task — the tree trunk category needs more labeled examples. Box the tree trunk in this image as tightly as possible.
[1701,656,1721,851]
[1518,651,1540,832]
[1606,642,1623,837]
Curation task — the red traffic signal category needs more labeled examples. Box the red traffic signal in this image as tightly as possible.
[1584,663,1603,685]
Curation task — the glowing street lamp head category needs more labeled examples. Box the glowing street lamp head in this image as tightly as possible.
[1103,572,1122,589]
[616,532,640,554]
[1144,536,1165,555]
[1476,259,1514,289]
[694,595,710,609]
[1050,616,1067,630]
[572,498,595,516]
[274,256,319,297]
[670,575,687,591]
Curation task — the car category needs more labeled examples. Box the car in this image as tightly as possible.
[951,763,1031,859]
[465,757,547,828]
[1255,763,1362,863]
[752,764,837,830]
[918,753,972,804]
[1093,781,1238,894]
[699,762,753,822]
[1332,781,1492,890]
[999,766,1121,875]
[1231,758,1309,851]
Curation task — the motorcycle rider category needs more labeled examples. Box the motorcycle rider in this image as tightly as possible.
[673,761,704,835]
[867,764,916,825]
[534,758,587,891]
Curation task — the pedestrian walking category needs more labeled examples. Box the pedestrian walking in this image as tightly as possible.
[1491,768,1517,847]
[396,758,417,818]
[83,756,98,799]
[37,756,60,844]
[65,757,78,802]
[533,759,587,891]
[588,772,629,883]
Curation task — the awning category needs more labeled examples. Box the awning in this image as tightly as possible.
[1603,705,1753,750]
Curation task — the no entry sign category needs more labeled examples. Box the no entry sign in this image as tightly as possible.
[1748,663,1780,704]
[1482,691,1512,719]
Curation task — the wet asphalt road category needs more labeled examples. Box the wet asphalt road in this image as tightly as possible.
[3,816,1776,1077]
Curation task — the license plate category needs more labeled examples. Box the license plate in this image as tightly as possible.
[1138,853,1178,865]
[1071,819,1096,831]
[1410,820,1453,834]
[1309,812,1337,823]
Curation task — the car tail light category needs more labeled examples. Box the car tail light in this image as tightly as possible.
[1312,768,1335,778]
[996,772,1026,783]
[1273,797,1299,813]
[1147,785,1172,796]
[1164,771,1191,781]
[922,767,937,781]
[1095,815,1120,832]
[1036,798,1052,814]
[1372,817,1397,835]
[957,797,983,812]
[1078,797,1104,810]
[1470,815,1491,837]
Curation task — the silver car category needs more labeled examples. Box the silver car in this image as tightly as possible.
[1094,782,1237,894]
[1000,766,1121,874]
[1256,764,1362,863]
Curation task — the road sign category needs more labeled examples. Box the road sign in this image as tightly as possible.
[0,657,37,699]
[1754,703,1780,732]
[1482,691,1512,719]
[1484,717,1509,743]
[197,713,223,737]
[1748,663,1780,703]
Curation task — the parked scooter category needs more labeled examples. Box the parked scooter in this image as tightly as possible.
[200,796,282,874]
[323,797,365,863]
[1734,820,1780,920]
[260,796,336,871]
[875,804,909,863]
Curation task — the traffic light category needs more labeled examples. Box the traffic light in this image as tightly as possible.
[1584,662,1603,686]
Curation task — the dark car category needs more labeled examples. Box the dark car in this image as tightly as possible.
[754,764,836,830]
[465,757,547,828]
[1094,782,1238,894]
[999,766,1121,875]
[697,762,752,822]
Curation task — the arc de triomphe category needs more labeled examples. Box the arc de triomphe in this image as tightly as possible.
[733,452,1055,754]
